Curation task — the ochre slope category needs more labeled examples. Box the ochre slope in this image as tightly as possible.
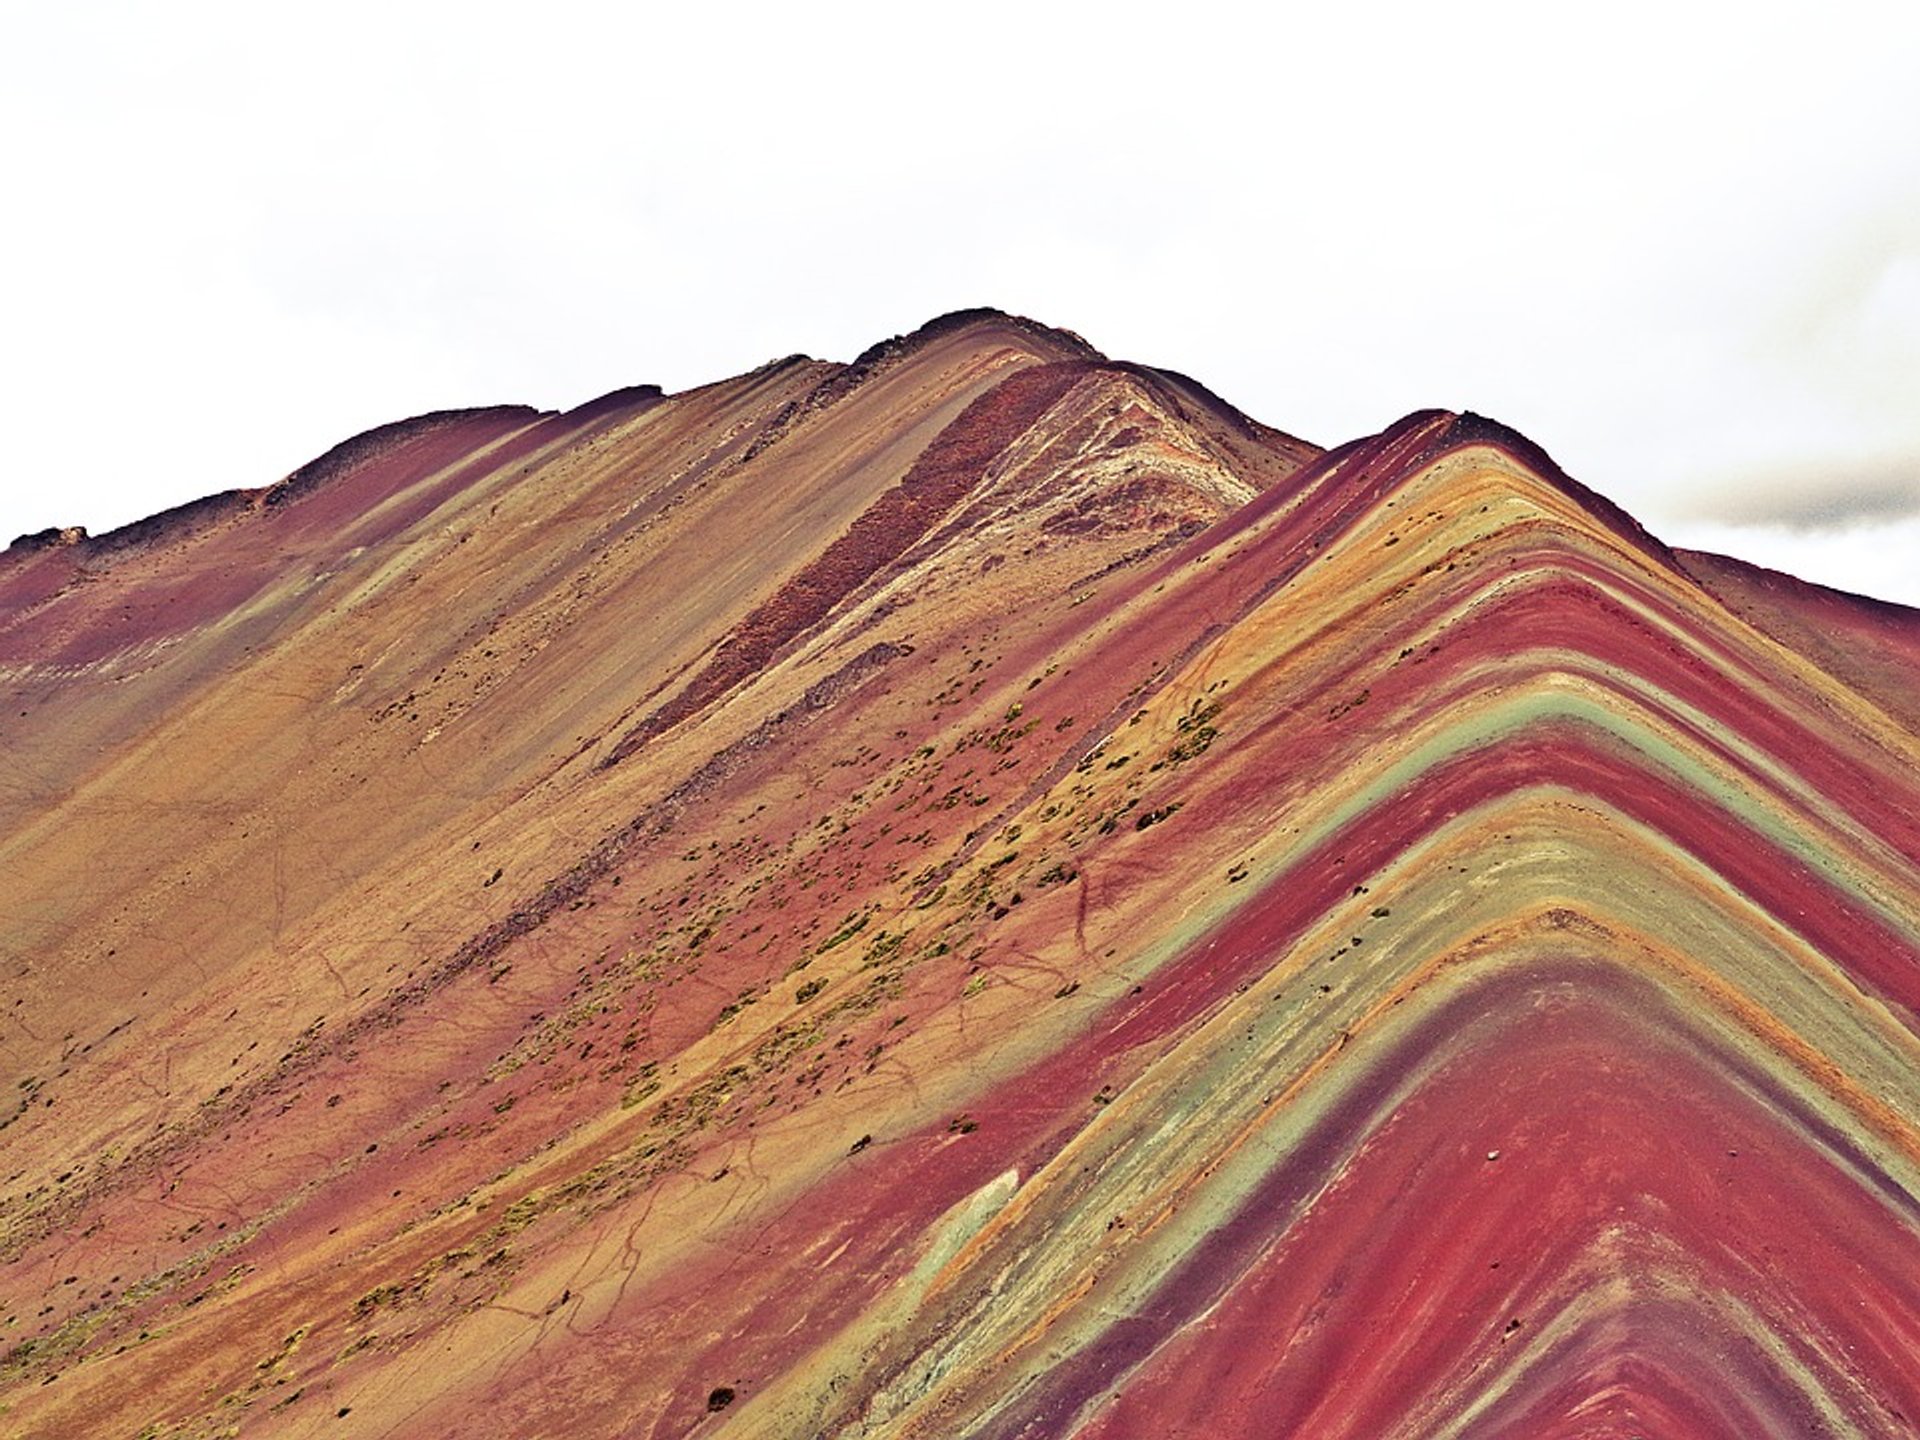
[1,317,1917,1439]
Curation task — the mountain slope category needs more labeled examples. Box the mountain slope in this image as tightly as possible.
[2,314,1917,1439]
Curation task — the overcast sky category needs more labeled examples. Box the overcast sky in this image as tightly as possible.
[3,1,1916,603]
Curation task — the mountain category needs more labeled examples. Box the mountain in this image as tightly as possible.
[3,310,1919,1438]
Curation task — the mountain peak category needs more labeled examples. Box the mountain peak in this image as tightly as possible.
[3,319,1917,1439]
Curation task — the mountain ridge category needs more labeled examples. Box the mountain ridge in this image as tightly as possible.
[2,313,1918,1438]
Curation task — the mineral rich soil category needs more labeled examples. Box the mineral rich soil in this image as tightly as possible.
[3,310,1919,1439]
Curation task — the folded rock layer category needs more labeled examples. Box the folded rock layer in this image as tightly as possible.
[2,311,1917,1438]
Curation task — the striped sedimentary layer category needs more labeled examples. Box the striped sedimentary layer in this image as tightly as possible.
[0,316,1917,1438]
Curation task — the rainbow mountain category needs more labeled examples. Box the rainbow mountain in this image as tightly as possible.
[3,310,1920,1437]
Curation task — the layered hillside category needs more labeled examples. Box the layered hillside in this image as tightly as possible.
[3,311,1918,1439]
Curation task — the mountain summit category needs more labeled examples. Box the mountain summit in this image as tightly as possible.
[4,312,1920,1438]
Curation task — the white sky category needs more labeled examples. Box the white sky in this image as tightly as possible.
[3,1,1917,604]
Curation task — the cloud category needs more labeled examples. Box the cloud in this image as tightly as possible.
[1677,454,1920,532]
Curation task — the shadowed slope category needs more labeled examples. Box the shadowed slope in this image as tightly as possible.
[1,316,1917,1440]
[1679,548,1920,733]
